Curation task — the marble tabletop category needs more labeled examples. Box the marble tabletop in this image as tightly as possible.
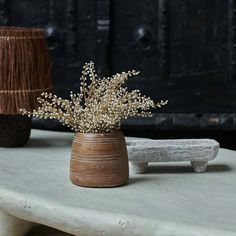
[0,129,235,236]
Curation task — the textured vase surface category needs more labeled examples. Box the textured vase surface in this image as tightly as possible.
[0,27,52,147]
[70,131,129,188]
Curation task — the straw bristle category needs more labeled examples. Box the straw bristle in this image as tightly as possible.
[0,27,52,114]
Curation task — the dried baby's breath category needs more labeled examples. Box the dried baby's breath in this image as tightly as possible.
[21,62,168,132]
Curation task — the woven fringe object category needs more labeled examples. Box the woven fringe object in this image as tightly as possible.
[0,27,52,114]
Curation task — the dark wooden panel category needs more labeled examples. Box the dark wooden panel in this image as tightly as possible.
[110,0,236,114]
[110,0,159,77]
[0,0,10,25]
[1,0,236,132]
[166,0,230,112]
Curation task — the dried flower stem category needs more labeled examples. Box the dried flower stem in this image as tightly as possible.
[21,62,168,132]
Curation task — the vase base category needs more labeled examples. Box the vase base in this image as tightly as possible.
[70,174,129,188]
[0,115,31,147]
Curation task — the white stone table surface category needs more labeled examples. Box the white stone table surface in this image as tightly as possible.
[0,130,235,236]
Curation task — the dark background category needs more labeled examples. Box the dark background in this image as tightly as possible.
[1,0,236,148]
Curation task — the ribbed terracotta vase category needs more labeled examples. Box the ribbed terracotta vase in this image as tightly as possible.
[70,131,129,188]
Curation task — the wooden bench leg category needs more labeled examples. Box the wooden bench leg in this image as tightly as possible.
[191,161,208,173]
[131,162,148,174]
[0,209,35,236]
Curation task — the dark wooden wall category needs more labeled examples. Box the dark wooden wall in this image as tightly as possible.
[1,0,236,145]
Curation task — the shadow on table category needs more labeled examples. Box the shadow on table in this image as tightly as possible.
[26,137,72,148]
[26,225,72,236]
[128,176,156,186]
[145,164,231,174]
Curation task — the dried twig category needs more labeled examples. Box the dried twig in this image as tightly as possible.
[21,62,168,132]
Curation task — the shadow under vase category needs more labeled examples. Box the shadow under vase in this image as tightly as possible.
[0,114,32,147]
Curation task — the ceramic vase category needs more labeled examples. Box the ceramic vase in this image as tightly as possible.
[70,131,129,188]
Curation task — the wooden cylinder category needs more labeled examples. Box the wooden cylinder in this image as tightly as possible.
[70,131,129,188]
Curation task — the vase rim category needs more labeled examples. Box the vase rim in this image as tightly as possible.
[76,130,122,133]
[75,130,123,135]
[0,27,44,37]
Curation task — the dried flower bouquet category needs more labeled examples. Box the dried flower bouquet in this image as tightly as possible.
[21,62,167,133]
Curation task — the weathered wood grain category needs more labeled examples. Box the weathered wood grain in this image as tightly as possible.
[70,131,129,187]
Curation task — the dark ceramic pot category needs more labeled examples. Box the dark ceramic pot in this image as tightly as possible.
[0,115,31,147]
